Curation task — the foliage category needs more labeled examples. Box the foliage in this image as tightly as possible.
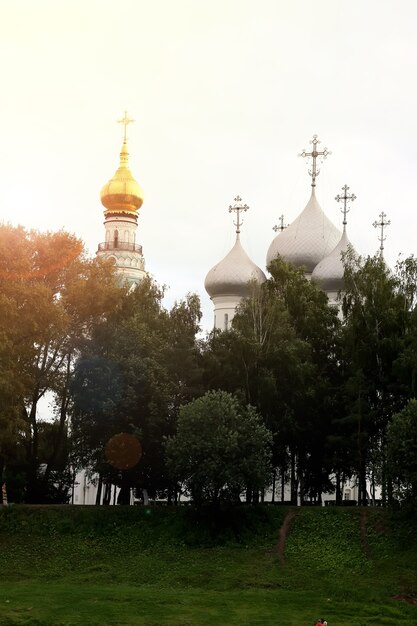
[340,253,413,504]
[387,398,417,503]
[71,279,202,500]
[0,506,416,625]
[201,258,341,503]
[0,224,122,502]
[5,217,417,511]
[165,390,273,505]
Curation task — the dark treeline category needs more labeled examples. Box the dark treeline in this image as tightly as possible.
[1,224,417,507]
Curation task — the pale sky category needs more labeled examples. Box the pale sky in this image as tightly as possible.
[1,0,417,330]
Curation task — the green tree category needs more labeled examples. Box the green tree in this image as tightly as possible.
[393,255,417,397]
[341,253,409,504]
[387,398,417,503]
[201,258,340,504]
[165,390,272,506]
[71,279,202,503]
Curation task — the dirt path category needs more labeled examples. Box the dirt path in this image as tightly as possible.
[392,594,417,606]
[277,510,297,565]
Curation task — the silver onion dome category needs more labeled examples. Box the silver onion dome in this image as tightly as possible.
[311,229,356,293]
[266,189,341,273]
[205,235,266,299]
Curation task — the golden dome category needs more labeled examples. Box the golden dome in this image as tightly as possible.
[100,141,144,215]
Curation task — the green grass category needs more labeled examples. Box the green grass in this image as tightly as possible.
[0,505,416,625]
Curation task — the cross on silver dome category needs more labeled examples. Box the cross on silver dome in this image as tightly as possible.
[272,214,288,233]
[229,196,249,234]
[335,184,356,229]
[373,212,391,255]
[299,135,331,188]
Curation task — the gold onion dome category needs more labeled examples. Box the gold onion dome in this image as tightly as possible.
[100,141,144,215]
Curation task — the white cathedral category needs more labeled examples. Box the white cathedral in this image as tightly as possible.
[73,118,373,505]
[205,135,357,330]
[95,117,358,327]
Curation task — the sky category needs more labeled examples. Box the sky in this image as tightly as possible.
[1,0,417,330]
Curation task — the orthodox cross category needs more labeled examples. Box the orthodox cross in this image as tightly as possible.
[229,196,249,234]
[299,134,331,187]
[335,184,356,229]
[272,214,288,233]
[118,110,135,142]
[373,211,391,255]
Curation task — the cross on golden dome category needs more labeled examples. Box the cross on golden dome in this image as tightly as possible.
[100,111,144,214]
[117,110,135,142]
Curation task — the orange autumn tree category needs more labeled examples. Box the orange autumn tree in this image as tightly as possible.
[0,224,122,502]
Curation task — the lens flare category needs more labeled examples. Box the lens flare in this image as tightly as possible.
[104,433,142,470]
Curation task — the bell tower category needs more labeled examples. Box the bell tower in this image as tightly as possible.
[97,112,146,285]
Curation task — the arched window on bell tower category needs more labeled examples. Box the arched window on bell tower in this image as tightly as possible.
[114,229,119,248]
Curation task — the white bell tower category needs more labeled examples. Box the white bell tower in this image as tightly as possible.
[97,112,146,286]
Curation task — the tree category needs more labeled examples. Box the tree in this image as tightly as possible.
[71,279,203,503]
[201,258,341,504]
[387,399,417,503]
[0,224,121,502]
[165,390,273,506]
[265,258,341,503]
[393,255,417,397]
[341,253,410,504]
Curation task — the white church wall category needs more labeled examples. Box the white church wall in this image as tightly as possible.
[71,469,136,506]
[211,294,241,331]
[71,469,380,507]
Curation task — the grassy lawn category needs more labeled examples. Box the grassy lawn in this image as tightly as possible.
[0,506,416,625]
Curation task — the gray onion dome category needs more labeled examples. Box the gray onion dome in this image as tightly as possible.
[311,229,356,292]
[205,235,266,298]
[266,189,341,273]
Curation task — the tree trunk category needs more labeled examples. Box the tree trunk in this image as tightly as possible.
[298,464,305,505]
[117,472,131,505]
[117,485,130,505]
[26,394,40,503]
[386,470,393,506]
[290,451,297,505]
[335,469,341,505]
[359,457,367,506]
[0,457,4,505]
[371,469,376,505]
[356,390,367,506]
[271,469,276,503]
[44,354,72,485]
[95,475,103,505]
[103,482,112,505]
